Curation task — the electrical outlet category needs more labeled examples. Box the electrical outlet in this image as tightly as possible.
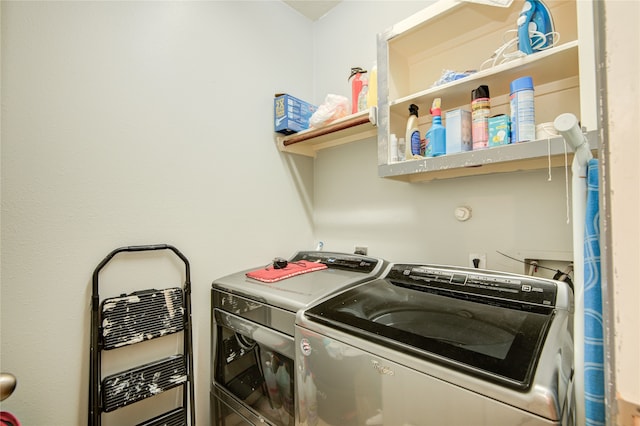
[469,253,486,269]
[354,246,368,255]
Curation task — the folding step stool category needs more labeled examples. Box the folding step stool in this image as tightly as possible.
[89,244,195,426]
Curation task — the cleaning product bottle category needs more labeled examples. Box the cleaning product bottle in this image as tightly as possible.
[358,76,369,112]
[276,364,293,416]
[389,134,399,163]
[348,67,367,114]
[264,359,282,408]
[471,85,490,150]
[426,98,446,157]
[366,60,378,108]
[405,104,422,159]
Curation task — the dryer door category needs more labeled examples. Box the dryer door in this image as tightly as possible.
[212,309,295,426]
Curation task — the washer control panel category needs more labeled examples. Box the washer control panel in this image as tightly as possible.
[387,264,558,308]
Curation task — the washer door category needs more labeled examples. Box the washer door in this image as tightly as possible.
[295,325,562,426]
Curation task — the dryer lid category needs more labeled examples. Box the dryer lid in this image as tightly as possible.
[212,251,386,313]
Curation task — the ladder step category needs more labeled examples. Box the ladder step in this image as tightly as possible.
[137,407,186,426]
[101,287,185,350]
[102,355,187,412]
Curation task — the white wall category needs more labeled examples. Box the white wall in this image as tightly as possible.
[313,139,574,270]
[604,0,640,414]
[0,1,315,424]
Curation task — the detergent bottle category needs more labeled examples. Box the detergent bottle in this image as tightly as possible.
[426,98,446,157]
[366,61,378,108]
[348,67,367,114]
[358,76,369,112]
[405,104,422,159]
[276,364,293,415]
[264,360,282,408]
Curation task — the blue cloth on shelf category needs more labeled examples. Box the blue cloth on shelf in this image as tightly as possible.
[584,158,605,426]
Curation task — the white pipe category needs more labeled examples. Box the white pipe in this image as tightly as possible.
[555,113,593,166]
[553,113,592,426]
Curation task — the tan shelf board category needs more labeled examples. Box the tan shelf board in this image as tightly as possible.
[386,0,575,62]
[390,41,579,112]
[277,109,376,157]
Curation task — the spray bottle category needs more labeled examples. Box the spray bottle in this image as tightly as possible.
[348,67,367,114]
[426,98,446,157]
[405,104,422,159]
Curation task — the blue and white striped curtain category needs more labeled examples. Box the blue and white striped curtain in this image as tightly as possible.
[584,158,605,426]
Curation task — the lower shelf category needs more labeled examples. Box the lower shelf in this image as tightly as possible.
[276,108,377,157]
[378,131,599,183]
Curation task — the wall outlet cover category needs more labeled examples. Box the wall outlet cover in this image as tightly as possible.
[469,253,486,269]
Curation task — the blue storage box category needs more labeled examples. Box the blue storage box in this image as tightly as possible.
[274,94,317,135]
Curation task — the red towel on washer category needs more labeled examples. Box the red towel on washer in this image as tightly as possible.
[246,260,327,283]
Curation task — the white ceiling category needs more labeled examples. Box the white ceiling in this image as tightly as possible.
[283,0,342,21]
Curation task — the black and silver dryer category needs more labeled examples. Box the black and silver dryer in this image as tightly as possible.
[210,251,387,426]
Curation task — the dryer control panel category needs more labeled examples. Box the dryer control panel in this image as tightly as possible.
[291,251,381,273]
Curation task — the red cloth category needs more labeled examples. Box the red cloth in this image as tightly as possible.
[246,260,327,283]
[0,411,21,426]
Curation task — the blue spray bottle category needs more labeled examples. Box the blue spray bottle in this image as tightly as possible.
[426,98,446,157]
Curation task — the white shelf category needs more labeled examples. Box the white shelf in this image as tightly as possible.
[390,41,579,115]
[379,131,598,183]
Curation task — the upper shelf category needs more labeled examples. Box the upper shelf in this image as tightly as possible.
[276,108,377,157]
[390,41,579,114]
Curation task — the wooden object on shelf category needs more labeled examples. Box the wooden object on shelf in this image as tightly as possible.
[276,108,377,157]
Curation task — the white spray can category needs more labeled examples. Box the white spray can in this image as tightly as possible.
[510,76,535,142]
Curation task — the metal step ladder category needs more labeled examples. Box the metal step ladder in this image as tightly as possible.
[89,244,195,426]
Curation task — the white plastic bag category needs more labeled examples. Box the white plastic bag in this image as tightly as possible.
[309,94,349,128]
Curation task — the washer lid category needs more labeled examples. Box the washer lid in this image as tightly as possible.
[303,263,570,390]
[212,251,386,313]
